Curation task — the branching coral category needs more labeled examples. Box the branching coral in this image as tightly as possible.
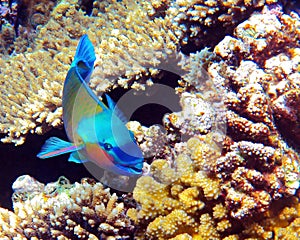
[209,4,300,148]
[0,0,284,145]
[0,0,56,55]
[130,136,300,239]
[0,176,135,239]
[215,140,300,219]
[242,196,300,239]
[0,0,178,145]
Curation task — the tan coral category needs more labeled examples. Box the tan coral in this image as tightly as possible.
[0,176,135,239]
[131,5,300,239]
[0,0,179,145]
[214,139,300,219]
[164,0,278,52]
[242,197,300,239]
[0,0,279,144]
[0,0,56,55]
[210,6,300,148]
[146,210,196,239]
[127,121,170,160]
[206,5,300,221]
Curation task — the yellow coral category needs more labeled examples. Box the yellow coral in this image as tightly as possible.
[131,135,226,239]
[213,204,227,219]
[196,213,220,239]
[178,187,205,213]
[147,210,196,239]
[170,233,193,240]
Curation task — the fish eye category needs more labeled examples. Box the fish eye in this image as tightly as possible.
[103,143,113,151]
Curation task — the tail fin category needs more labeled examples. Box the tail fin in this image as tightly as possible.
[71,34,96,81]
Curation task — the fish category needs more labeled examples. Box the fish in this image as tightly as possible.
[37,34,144,176]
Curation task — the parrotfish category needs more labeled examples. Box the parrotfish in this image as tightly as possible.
[37,35,144,176]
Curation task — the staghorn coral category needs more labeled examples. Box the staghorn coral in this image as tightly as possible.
[0,175,135,239]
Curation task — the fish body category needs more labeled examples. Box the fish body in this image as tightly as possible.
[37,35,143,176]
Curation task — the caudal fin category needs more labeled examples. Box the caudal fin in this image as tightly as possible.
[74,34,96,68]
[37,137,83,159]
[70,34,96,82]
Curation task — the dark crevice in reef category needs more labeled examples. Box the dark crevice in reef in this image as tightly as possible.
[78,0,95,16]
[106,69,182,127]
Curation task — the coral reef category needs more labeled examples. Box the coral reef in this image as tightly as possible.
[204,4,300,226]
[0,0,283,145]
[0,0,178,145]
[215,140,300,219]
[127,4,300,239]
[208,4,300,149]
[129,135,300,239]
[128,139,224,239]
[0,0,56,55]
[242,196,300,239]
[161,0,281,53]
[0,175,135,239]
[0,0,299,239]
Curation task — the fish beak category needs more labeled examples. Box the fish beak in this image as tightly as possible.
[115,163,143,175]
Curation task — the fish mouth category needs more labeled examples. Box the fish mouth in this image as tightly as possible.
[115,163,143,175]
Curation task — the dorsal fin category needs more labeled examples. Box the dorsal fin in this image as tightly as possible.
[105,94,128,123]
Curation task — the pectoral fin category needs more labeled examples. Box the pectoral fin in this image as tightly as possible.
[37,137,83,159]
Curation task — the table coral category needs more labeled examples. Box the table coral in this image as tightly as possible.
[0,176,135,239]
[0,0,282,145]
[0,0,178,145]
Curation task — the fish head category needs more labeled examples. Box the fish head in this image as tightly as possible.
[97,133,144,176]
[77,111,144,176]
